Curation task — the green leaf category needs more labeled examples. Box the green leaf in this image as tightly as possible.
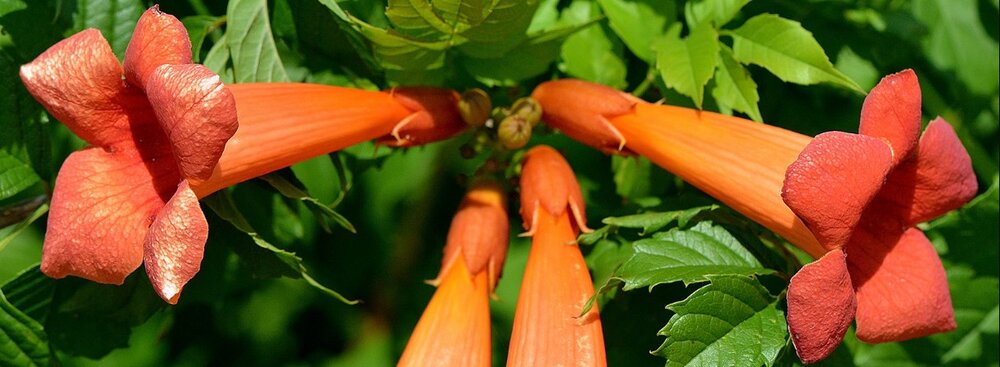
[0,288,49,367]
[684,0,749,28]
[349,19,450,71]
[0,151,39,201]
[656,24,719,108]
[935,267,999,363]
[654,275,786,367]
[559,0,627,89]
[616,222,773,289]
[385,0,454,38]
[226,0,289,82]
[74,0,144,58]
[203,192,357,304]
[597,0,675,63]
[258,171,356,233]
[461,20,588,86]
[912,0,999,95]
[612,155,652,200]
[181,15,222,63]
[930,176,999,277]
[46,273,163,358]
[834,46,878,92]
[0,202,46,251]
[727,14,863,93]
[202,34,235,83]
[1,266,53,323]
[712,45,761,121]
[456,0,538,58]
[600,205,717,235]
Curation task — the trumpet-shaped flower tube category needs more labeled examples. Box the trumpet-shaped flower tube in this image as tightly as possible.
[398,183,508,367]
[21,6,464,304]
[531,72,976,364]
[508,146,605,367]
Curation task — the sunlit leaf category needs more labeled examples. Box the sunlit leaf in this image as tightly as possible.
[597,0,675,63]
[74,0,143,58]
[226,0,289,82]
[912,0,999,95]
[559,0,627,88]
[728,14,863,93]
[657,24,719,108]
[654,275,785,367]
[684,0,749,28]
[615,222,773,289]
[181,15,221,63]
[712,45,761,121]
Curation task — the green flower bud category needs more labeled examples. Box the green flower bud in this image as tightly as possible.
[458,89,492,127]
[510,97,542,126]
[498,115,531,150]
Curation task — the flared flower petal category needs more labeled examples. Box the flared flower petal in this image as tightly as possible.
[145,64,238,182]
[847,227,955,342]
[19,29,131,147]
[787,250,857,364]
[399,254,492,367]
[123,5,192,90]
[510,146,605,367]
[876,119,978,226]
[41,146,178,284]
[530,79,639,154]
[379,87,466,147]
[782,132,893,250]
[143,180,208,304]
[858,69,921,167]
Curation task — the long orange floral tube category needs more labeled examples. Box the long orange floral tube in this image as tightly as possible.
[398,182,508,367]
[508,146,605,367]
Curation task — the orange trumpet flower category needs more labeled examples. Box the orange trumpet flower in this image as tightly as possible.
[20,6,463,304]
[531,72,976,363]
[508,146,605,367]
[398,182,509,367]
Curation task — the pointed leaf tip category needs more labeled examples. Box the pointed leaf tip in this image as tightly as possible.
[787,249,856,364]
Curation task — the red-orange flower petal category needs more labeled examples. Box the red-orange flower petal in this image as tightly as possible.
[787,249,856,364]
[876,119,978,226]
[399,254,492,367]
[19,29,131,147]
[530,79,639,154]
[782,132,893,250]
[858,69,921,167]
[847,227,955,342]
[41,146,177,284]
[379,87,466,147]
[518,146,588,234]
[143,180,208,304]
[145,64,238,182]
[123,5,192,90]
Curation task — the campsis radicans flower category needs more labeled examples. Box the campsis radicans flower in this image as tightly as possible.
[509,145,606,367]
[21,6,464,304]
[531,71,977,364]
[398,182,509,367]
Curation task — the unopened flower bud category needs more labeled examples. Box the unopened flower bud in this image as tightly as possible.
[510,97,542,126]
[498,115,531,150]
[458,88,492,127]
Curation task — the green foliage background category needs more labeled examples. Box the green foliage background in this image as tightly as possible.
[0,0,997,366]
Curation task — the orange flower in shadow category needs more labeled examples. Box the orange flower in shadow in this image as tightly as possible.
[21,7,464,304]
[508,146,605,367]
[531,73,977,363]
[399,182,508,367]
